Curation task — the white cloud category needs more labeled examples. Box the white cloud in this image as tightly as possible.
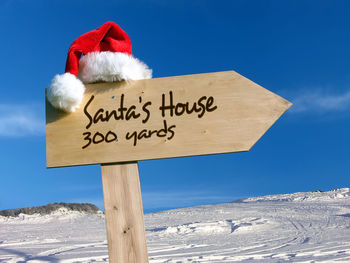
[288,89,350,114]
[0,104,44,137]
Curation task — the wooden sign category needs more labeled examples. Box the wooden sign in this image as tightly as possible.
[46,71,291,168]
[46,70,291,262]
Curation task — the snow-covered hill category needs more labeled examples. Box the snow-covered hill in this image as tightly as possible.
[1,188,350,262]
[239,188,350,203]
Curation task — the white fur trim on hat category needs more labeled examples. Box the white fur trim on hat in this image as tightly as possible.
[77,51,152,83]
[47,73,85,112]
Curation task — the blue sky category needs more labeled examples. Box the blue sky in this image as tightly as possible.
[0,0,349,212]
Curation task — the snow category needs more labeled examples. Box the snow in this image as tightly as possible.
[1,188,350,262]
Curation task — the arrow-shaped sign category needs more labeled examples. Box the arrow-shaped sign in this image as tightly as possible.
[46,71,291,168]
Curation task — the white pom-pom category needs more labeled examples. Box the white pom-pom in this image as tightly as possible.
[78,52,152,83]
[47,73,85,112]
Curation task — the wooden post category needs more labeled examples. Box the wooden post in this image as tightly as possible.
[101,162,149,263]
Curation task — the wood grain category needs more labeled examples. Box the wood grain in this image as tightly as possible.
[46,71,292,168]
[101,162,148,263]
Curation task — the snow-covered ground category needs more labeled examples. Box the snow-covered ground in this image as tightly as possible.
[1,188,350,262]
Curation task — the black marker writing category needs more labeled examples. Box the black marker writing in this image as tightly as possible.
[159,91,218,118]
[142,101,152,123]
[82,130,118,149]
[126,120,176,146]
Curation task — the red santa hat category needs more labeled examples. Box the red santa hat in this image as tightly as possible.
[47,21,152,112]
